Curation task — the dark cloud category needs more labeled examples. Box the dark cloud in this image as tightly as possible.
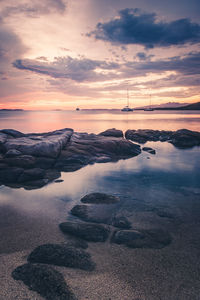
[136,52,154,61]
[13,56,119,82]
[88,8,200,48]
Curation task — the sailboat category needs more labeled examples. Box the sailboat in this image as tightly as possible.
[121,89,133,112]
[144,94,154,111]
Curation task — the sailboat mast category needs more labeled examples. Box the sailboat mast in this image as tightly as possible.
[127,89,129,107]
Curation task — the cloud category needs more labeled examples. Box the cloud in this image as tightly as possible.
[0,0,67,18]
[88,8,200,48]
[13,56,119,82]
[136,52,154,61]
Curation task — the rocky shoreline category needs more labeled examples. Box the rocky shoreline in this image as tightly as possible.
[0,127,200,189]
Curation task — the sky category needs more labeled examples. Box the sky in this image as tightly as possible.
[0,0,200,109]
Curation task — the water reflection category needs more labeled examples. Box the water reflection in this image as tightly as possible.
[0,110,200,133]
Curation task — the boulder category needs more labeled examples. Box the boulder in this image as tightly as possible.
[59,221,110,242]
[18,168,45,182]
[170,129,200,148]
[28,244,95,271]
[99,128,123,138]
[1,129,24,138]
[81,193,120,204]
[12,263,77,300]
[0,167,24,183]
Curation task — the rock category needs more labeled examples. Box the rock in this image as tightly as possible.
[170,129,200,148]
[71,204,131,229]
[81,193,120,204]
[111,216,132,229]
[18,168,45,182]
[28,244,95,271]
[0,167,24,183]
[5,128,73,158]
[112,228,172,249]
[22,179,49,189]
[99,128,123,138]
[12,263,77,300]
[59,221,110,242]
[142,147,156,154]
[4,155,36,169]
[35,157,55,169]
[125,129,172,144]
[0,132,7,153]
[4,149,22,158]
[55,179,64,183]
[1,129,24,138]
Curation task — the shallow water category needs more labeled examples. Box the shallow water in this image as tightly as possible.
[0,111,200,299]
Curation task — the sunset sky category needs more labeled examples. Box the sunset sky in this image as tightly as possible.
[0,0,200,109]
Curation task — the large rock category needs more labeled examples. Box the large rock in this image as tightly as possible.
[0,167,24,183]
[59,221,110,242]
[99,128,123,138]
[81,193,120,204]
[4,155,36,169]
[18,168,45,182]
[5,128,73,158]
[170,129,200,148]
[28,244,95,271]
[0,129,25,138]
[12,263,77,300]
[125,129,172,144]
[112,228,172,249]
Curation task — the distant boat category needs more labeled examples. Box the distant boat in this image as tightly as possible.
[144,94,154,111]
[76,107,80,111]
[121,89,133,112]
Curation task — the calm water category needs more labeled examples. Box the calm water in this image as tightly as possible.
[0,110,200,133]
[0,110,200,299]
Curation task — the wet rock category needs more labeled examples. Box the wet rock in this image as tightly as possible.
[112,228,172,249]
[4,155,36,169]
[142,147,156,154]
[55,179,64,183]
[170,129,200,148]
[59,221,110,242]
[18,168,45,182]
[45,170,61,182]
[71,204,131,229]
[28,243,95,271]
[1,129,25,138]
[0,167,24,183]
[81,193,120,204]
[4,149,22,158]
[35,157,55,169]
[99,128,123,138]
[12,263,77,300]
[125,129,173,144]
[111,216,132,229]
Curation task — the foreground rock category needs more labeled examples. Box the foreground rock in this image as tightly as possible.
[81,193,120,204]
[28,244,95,271]
[112,228,172,249]
[59,221,110,242]
[12,263,77,300]
[125,129,200,148]
[0,128,141,188]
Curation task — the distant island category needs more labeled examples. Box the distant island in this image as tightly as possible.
[0,109,24,111]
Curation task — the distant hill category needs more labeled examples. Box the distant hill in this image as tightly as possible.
[137,102,189,109]
[176,102,200,110]
[0,109,24,111]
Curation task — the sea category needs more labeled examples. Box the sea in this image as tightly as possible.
[0,109,200,299]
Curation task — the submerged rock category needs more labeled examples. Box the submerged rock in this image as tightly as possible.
[142,147,156,154]
[28,244,95,271]
[59,221,110,242]
[12,263,77,300]
[81,193,120,204]
[71,204,131,229]
[98,128,123,138]
[112,228,172,249]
